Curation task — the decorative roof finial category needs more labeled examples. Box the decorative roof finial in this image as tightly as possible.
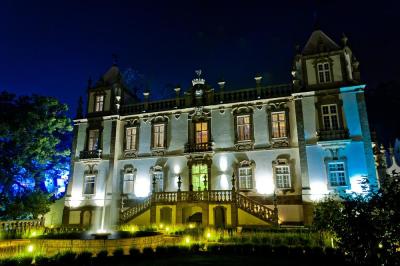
[341,33,348,47]
[76,96,83,119]
[192,69,205,86]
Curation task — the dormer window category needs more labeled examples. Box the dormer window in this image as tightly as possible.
[95,95,104,112]
[317,62,331,83]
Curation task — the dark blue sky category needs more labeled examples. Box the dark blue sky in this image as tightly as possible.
[0,0,399,118]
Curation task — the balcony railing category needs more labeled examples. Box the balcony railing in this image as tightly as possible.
[317,128,349,141]
[79,150,102,160]
[152,190,233,203]
[184,142,213,153]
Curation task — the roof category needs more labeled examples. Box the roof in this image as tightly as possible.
[302,30,341,55]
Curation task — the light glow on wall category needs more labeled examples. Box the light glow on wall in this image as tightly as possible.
[220,174,229,190]
[256,177,275,195]
[135,177,150,197]
[310,181,329,201]
[347,175,369,194]
[219,156,228,172]
[173,165,181,174]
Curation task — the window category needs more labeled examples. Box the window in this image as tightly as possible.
[328,162,346,187]
[153,124,165,148]
[237,115,251,141]
[123,173,135,194]
[275,165,291,189]
[195,122,208,144]
[153,171,164,192]
[88,129,100,150]
[125,127,137,150]
[317,62,331,83]
[271,112,287,138]
[321,104,339,130]
[239,167,253,189]
[192,164,208,191]
[83,175,95,195]
[95,95,104,112]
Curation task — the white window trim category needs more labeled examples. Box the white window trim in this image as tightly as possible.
[83,175,96,195]
[88,129,100,151]
[321,104,340,130]
[238,166,253,190]
[327,161,348,188]
[317,62,331,83]
[275,165,291,189]
[123,173,135,194]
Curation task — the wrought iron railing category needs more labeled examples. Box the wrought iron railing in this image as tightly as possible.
[317,128,349,141]
[184,142,213,153]
[79,150,102,160]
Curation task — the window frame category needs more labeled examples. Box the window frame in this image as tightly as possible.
[94,94,105,112]
[238,166,253,190]
[83,175,96,195]
[327,161,348,188]
[321,104,340,130]
[152,123,166,149]
[122,173,135,194]
[275,165,291,189]
[271,111,287,139]
[195,121,209,145]
[317,62,332,84]
[236,160,255,192]
[191,163,208,191]
[236,114,252,142]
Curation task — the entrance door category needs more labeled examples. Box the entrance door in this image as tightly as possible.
[214,206,226,228]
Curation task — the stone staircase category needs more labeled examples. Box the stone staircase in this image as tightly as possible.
[120,191,277,225]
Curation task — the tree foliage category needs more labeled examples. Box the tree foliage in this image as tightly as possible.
[0,92,72,219]
[313,175,400,265]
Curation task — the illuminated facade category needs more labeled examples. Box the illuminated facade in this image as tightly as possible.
[63,29,377,228]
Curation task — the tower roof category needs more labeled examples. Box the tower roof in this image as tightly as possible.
[102,65,122,85]
[302,30,341,55]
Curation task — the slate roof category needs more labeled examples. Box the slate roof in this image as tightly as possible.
[302,30,341,55]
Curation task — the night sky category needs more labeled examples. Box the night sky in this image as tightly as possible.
[1,1,399,142]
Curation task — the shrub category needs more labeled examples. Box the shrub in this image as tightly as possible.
[54,251,76,265]
[15,256,33,266]
[0,258,18,266]
[128,247,140,257]
[76,251,92,265]
[34,255,50,266]
[142,247,154,257]
[112,248,124,257]
[96,250,108,258]
[155,246,168,256]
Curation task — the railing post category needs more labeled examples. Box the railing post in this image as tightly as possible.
[177,174,182,201]
[273,189,279,227]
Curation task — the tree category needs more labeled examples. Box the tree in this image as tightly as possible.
[0,92,72,219]
[313,175,400,265]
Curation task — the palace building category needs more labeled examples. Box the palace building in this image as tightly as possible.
[63,29,377,229]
